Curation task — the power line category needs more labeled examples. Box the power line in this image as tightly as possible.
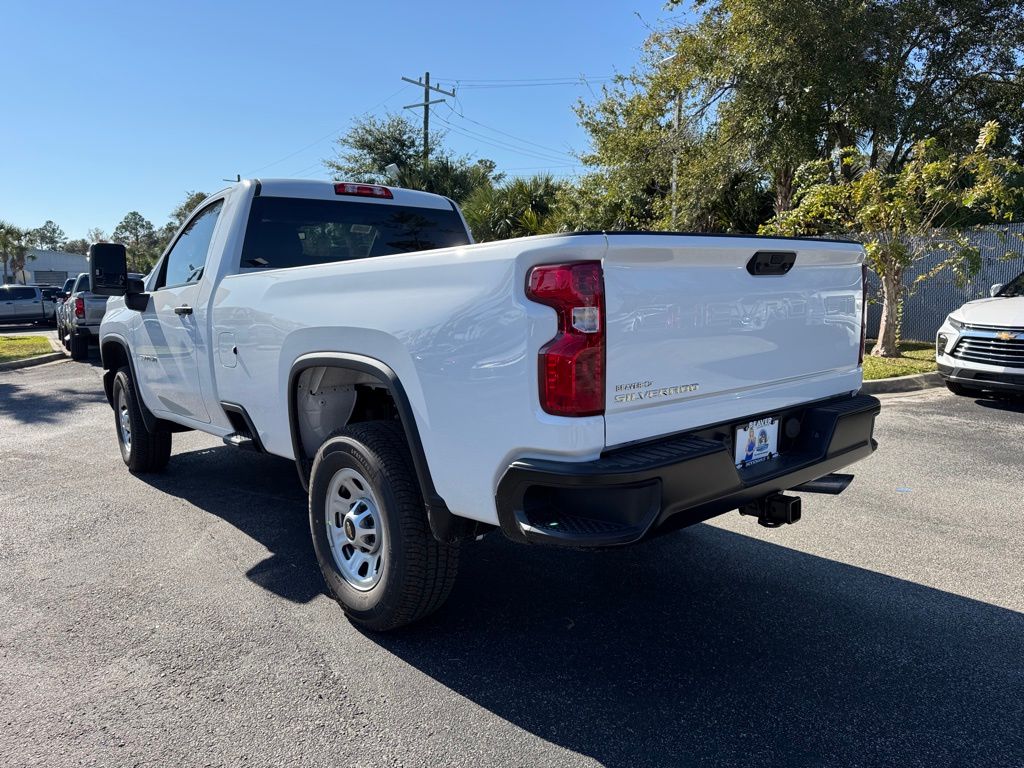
[240,83,414,178]
[455,80,614,90]
[432,114,573,165]
[443,102,576,158]
[436,74,614,84]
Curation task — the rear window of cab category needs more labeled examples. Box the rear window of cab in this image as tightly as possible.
[239,196,470,271]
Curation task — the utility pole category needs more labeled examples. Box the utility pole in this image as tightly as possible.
[402,72,456,173]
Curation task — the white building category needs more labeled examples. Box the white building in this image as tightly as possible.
[10,248,89,285]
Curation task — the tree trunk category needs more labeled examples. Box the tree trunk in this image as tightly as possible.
[774,165,795,215]
[872,270,902,358]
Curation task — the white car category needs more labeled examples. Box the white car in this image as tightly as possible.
[936,271,1024,397]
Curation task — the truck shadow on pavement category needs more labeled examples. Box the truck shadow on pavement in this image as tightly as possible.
[0,377,107,426]
[136,445,324,604]
[141,445,1022,767]
[379,525,1024,767]
[974,396,1024,414]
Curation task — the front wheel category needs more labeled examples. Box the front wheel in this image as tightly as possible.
[112,367,171,473]
[308,421,459,631]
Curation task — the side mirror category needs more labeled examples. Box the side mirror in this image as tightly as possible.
[89,243,129,296]
[990,283,1003,298]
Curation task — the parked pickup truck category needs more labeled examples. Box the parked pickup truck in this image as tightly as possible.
[62,272,109,360]
[93,179,880,630]
[0,284,53,325]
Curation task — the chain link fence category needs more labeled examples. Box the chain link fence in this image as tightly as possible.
[866,224,1024,341]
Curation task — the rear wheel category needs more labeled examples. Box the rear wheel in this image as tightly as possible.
[112,367,171,473]
[69,333,88,360]
[308,421,459,631]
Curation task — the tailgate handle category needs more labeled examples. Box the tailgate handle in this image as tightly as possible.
[747,251,796,276]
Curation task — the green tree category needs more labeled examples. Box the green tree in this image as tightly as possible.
[169,191,209,227]
[572,0,1024,230]
[323,114,498,203]
[462,175,563,241]
[28,220,67,250]
[154,190,211,257]
[0,222,33,283]
[112,211,158,272]
[62,238,90,255]
[762,122,1023,357]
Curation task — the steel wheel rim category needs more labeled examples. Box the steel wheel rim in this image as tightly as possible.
[325,467,385,591]
[117,388,131,450]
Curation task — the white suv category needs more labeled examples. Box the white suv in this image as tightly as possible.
[936,271,1024,397]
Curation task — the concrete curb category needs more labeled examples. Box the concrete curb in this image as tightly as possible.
[862,371,943,395]
[0,352,67,372]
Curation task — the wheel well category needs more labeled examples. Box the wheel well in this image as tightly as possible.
[288,359,484,544]
[100,340,130,406]
[293,366,401,460]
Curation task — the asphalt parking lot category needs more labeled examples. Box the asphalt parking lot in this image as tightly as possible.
[1,360,1021,767]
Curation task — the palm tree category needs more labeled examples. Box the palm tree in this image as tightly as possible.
[0,221,30,284]
[461,175,563,242]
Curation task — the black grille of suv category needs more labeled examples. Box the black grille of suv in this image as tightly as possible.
[951,333,1024,368]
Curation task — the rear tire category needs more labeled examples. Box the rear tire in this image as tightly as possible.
[69,333,88,361]
[308,421,459,631]
[112,367,171,473]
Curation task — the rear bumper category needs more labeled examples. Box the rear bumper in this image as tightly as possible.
[937,363,1024,393]
[495,393,880,547]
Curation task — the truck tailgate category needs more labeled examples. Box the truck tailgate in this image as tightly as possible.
[85,294,109,326]
[603,234,864,448]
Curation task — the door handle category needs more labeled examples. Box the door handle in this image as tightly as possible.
[174,305,193,316]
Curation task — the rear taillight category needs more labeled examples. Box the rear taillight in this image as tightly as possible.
[334,183,393,199]
[859,263,868,365]
[74,297,85,318]
[526,261,605,416]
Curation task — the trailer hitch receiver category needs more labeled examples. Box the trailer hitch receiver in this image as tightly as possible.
[739,493,802,528]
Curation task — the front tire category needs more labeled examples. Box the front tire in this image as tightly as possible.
[308,421,459,631]
[112,367,171,473]
[946,381,982,398]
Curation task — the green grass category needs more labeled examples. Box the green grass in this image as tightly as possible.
[862,340,937,381]
[0,335,54,364]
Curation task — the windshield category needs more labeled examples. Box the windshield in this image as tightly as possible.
[997,272,1024,298]
[239,196,470,271]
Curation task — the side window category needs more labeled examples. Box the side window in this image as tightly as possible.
[156,200,223,289]
[11,287,37,300]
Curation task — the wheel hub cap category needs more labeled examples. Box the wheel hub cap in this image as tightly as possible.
[117,389,131,449]
[325,468,384,591]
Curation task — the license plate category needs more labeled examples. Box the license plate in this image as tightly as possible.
[734,417,779,468]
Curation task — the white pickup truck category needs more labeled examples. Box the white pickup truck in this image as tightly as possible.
[93,179,880,630]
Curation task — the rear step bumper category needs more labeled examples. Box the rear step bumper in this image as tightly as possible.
[495,393,880,547]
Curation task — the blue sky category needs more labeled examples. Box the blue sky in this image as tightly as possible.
[0,0,677,239]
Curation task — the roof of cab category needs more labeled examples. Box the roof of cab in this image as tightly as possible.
[247,179,456,210]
